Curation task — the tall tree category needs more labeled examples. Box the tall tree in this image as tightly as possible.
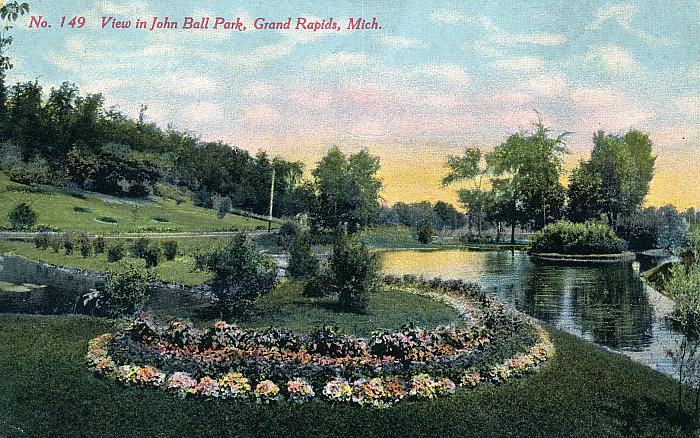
[488,123,568,243]
[0,2,29,137]
[566,160,604,222]
[311,146,381,233]
[588,130,656,227]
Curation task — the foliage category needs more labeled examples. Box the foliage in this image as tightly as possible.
[142,243,162,268]
[76,232,92,257]
[33,232,50,249]
[617,206,690,252]
[287,235,319,279]
[106,242,126,262]
[310,146,382,233]
[488,123,568,242]
[566,160,604,223]
[62,232,74,255]
[8,201,37,229]
[93,235,105,254]
[161,239,178,261]
[131,237,150,258]
[279,220,302,238]
[415,220,435,244]
[580,130,656,226]
[530,220,627,255]
[101,263,152,316]
[379,201,465,231]
[197,234,278,316]
[327,235,380,312]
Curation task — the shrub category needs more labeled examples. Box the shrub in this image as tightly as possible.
[152,215,171,223]
[302,270,332,297]
[328,235,380,312]
[48,235,62,253]
[101,263,152,316]
[8,203,38,229]
[529,220,627,255]
[76,233,92,258]
[63,233,75,255]
[142,244,162,268]
[287,235,319,279]
[107,242,126,262]
[93,236,106,254]
[197,234,277,316]
[617,211,659,251]
[33,233,50,250]
[96,216,117,223]
[161,240,178,261]
[279,220,302,239]
[131,237,151,258]
[216,197,232,219]
[73,206,92,213]
[415,220,435,244]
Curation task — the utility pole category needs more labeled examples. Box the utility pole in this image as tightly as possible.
[267,167,275,233]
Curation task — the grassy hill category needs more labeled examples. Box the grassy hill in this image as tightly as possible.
[0,172,272,234]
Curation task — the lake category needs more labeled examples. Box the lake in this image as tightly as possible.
[380,249,681,377]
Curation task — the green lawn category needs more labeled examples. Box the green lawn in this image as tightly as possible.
[0,172,271,234]
[0,239,226,286]
[0,314,694,437]
[238,282,459,335]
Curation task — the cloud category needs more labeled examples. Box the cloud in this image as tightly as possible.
[182,102,222,125]
[522,74,567,97]
[586,4,677,46]
[243,104,280,126]
[311,51,373,70]
[411,64,470,86]
[585,44,638,74]
[568,86,653,132]
[492,56,546,72]
[158,73,220,95]
[378,35,428,48]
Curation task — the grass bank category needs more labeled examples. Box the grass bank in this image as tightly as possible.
[0,314,695,437]
[0,172,271,234]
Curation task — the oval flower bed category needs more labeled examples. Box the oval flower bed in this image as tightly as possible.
[87,276,555,407]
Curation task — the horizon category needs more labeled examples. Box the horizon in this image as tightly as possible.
[12,0,700,209]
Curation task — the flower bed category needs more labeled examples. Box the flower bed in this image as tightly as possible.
[87,276,555,407]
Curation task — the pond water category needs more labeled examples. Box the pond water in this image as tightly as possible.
[380,249,682,378]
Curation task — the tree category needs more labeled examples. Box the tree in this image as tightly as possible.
[415,220,435,244]
[0,2,30,136]
[197,234,277,316]
[310,146,382,233]
[566,160,604,222]
[328,235,380,313]
[488,123,568,243]
[588,130,656,227]
[8,202,37,229]
[287,235,319,279]
[443,147,489,237]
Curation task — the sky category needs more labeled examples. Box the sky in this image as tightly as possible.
[11,0,700,209]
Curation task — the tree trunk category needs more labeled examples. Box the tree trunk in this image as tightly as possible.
[510,221,516,245]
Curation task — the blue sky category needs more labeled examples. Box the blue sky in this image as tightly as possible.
[11,0,700,206]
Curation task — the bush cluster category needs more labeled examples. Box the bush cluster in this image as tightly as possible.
[529,220,627,255]
[100,264,152,316]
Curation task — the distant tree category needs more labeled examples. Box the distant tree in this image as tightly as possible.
[8,202,37,229]
[432,201,466,230]
[328,235,380,313]
[443,147,489,237]
[415,220,435,244]
[217,197,231,219]
[657,205,690,254]
[310,146,382,233]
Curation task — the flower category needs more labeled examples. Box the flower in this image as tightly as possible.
[255,380,280,402]
[219,371,251,398]
[287,379,315,403]
[136,366,166,386]
[435,377,456,394]
[409,374,436,398]
[461,370,481,387]
[383,376,405,401]
[323,378,353,402]
[166,372,197,395]
[194,376,220,397]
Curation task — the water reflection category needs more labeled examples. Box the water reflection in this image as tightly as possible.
[380,249,681,376]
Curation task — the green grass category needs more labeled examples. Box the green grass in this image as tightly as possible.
[0,239,229,286]
[0,314,695,437]
[0,172,271,234]
[236,281,459,335]
[0,281,33,293]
